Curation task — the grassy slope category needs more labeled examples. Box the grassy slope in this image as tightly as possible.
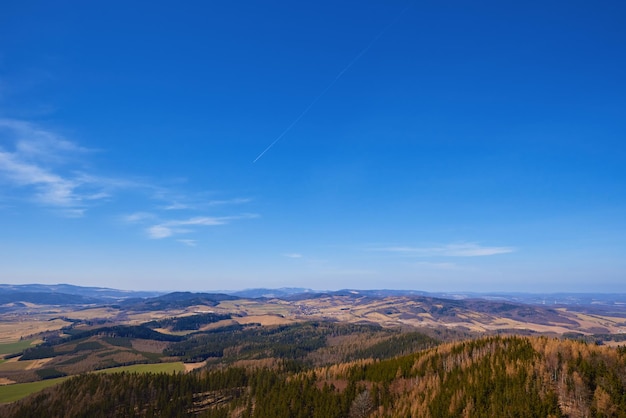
[0,340,35,356]
[92,362,185,375]
[0,362,185,404]
[0,378,70,404]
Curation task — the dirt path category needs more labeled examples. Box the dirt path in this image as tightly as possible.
[184,362,206,372]
[25,358,52,370]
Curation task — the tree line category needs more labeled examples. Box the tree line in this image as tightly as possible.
[3,335,626,417]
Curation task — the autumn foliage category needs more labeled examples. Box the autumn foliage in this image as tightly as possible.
[3,335,626,417]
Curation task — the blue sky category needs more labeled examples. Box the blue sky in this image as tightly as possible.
[1,1,624,292]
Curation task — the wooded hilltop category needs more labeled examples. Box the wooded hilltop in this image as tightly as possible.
[3,334,626,417]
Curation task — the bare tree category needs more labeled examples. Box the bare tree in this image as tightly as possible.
[350,390,373,418]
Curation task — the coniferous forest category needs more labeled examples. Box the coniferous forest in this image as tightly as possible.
[3,333,626,417]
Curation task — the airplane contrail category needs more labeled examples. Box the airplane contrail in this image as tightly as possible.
[253,4,411,163]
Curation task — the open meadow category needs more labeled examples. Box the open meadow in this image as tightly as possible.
[0,362,185,404]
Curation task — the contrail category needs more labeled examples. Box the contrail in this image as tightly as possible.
[253,4,411,163]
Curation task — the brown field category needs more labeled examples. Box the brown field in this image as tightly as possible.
[0,357,51,373]
[122,306,227,325]
[183,362,206,372]
[1,295,625,355]
[233,315,294,326]
[152,327,194,336]
[24,359,52,370]
[65,307,120,320]
[566,311,626,333]
[199,319,240,331]
[284,295,626,336]
[217,300,292,317]
[0,319,71,342]
[130,339,170,353]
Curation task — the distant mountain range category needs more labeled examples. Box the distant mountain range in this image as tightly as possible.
[119,292,239,311]
[0,284,162,305]
[1,283,626,311]
[226,287,317,298]
[223,287,626,308]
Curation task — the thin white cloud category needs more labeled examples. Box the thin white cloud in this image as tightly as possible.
[0,119,261,238]
[160,197,252,211]
[283,253,303,259]
[146,214,259,240]
[147,225,180,239]
[0,149,93,210]
[123,212,156,223]
[61,208,86,218]
[177,239,197,247]
[0,119,108,214]
[173,216,231,226]
[1,118,92,160]
[162,202,192,210]
[207,198,252,206]
[374,242,515,257]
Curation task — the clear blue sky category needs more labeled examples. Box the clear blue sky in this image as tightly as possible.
[1,1,624,292]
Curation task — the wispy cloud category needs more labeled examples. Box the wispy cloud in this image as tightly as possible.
[207,198,251,207]
[282,253,303,259]
[0,119,111,215]
[177,239,197,247]
[146,214,259,239]
[147,225,181,239]
[0,151,76,203]
[374,242,515,257]
[0,118,92,160]
[160,197,252,211]
[162,202,192,210]
[0,119,261,239]
[123,212,156,223]
[124,198,259,242]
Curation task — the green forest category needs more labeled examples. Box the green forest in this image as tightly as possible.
[3,334,626,417]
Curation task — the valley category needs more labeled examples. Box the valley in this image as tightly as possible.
[1,285,626,416]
